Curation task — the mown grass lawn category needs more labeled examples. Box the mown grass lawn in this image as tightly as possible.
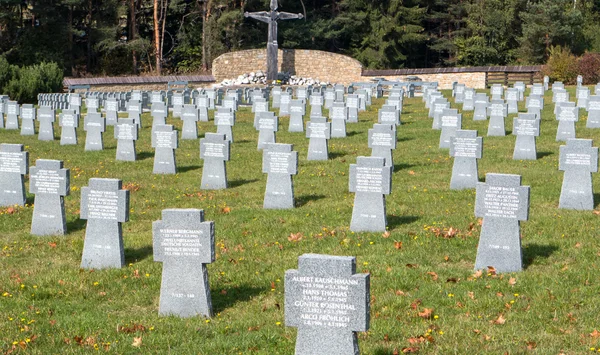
[1,87,600,354]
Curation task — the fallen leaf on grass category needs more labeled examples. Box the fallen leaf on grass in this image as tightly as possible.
[468,291,475,300]
[382,231,391,238]
[575,242,582,248]
[472,270,483,278]
[288,233,303,242]
[394,241,403,250]
[402,347,419,353]
[132,337,142,347]
[408,171,415,175]
[48,242,57,248]
[406,263,418,268]
[487,266,497,276]
[526,340,537,350]
[426,272,438,281]
[590,329,600,338]
[220,206,231,214]
[508,277,517,286]
[418,308,434,319]
[491,314,506,325]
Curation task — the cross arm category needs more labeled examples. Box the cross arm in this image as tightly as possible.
[278,12,303,20]
[244,11,271,23]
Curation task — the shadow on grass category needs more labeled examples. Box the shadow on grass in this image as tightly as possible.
[387,215,420,229]
[234,139,253,144]
[329,152,347,160]
[523,243,559,269]
[137,151,154,161]
[66,218,87,233]
[372,348,400,355]
[537,151,553,159]
[295,194,326,208]
[344,131,361,138]
[212,284,265,314]
[26,196,35,205]
[178,165,201,173]
[229,179,259,188]
[125,245,154,264]
[397,137,414,143]
[394,163,415,171]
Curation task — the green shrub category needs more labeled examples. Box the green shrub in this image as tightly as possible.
[0,56,15,93]
[3,62,63,103]
[542,46,579,84]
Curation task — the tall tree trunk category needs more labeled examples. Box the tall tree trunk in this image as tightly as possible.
[87,0,93,73]
[153,0,161,75]
[68,5,74,76]
[201,0,208,71]
[160,0,168,73]
[130,0,138,74]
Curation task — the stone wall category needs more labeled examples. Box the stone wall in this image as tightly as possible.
[212,49,364,85]
[362,72,487,90]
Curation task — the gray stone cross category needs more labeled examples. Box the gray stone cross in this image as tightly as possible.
[200,133,230,190]
[474,173,530,273]
[244,0,303,80]
[262,143,298,209]
[29,159,70,236]
[153,209,215,318]
[285,254,370,355]
[80,178,129,269]
[558,139,598,210]
[0,144,29,207]
[349,156,392,232]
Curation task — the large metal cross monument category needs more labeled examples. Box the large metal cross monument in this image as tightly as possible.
[244,0,303,81]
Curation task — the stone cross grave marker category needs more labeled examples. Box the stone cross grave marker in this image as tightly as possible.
[69,94,82,115]
[556,106,579,142]
[577,87,589,109]
[80,178,129,269]
[346,95,360,123]
[29,159,70,236]
[378,105,400,126]
[223,97,238,112]
[152,125,178,174]
[196,95,210,122]
[86,98,99,113]
[0,99,4,129]
[454,84,466,103]
[439,109,462,149]
[512,114,540,160]
[450,130,483,190]
[244,0,303,80]
[430,98,449,130]
[306,117,331,161]
[153,209,215,318]
[84,113,106,151]
[151,102,168,129]
[474,173,529,273]
[59,109,79,145]
[0,144,28,207]
[20,105,36,135]
[553,89,569,105]
[491,84,504,101]
[255,111,278,150]
[473,94,489,121]
[262,143,298,209]
[324,88,335,109]
[330,102,348,138]
[38,107,55,141]
[172,93,184,118]
[309,94,324,118]
[5,101,19,129]
[526,94,543,119]
[285,254,370,355]
[289,99,305,132]
[463,88,475,111]
[215,108,235,143]
[105,98,119,126]
[558,139,598,210]
[487,100,507,136]
[115,118,138,161]
[200,133,230,190]
[368,124,396,169]
[505,88,519,114]
[279,91,291,116]
[349,156,392,232]
[587,96,600,128]
[127,100,142,127]
[272,86,282,108]
[181,104,199,139]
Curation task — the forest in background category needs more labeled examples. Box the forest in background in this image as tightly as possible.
[0,0,599,77]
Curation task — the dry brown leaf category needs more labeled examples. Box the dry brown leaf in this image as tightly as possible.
[487,266,497,276]
[444,255,450,262]
[410,300,421,310]
[408,336,426,344]
[408,170,415,175]
[418,308,434,319]
[47,242,57,248]
[394,241,403,250]
[426,272,438,281]
[526,341,537,350]
[395,290,405,296]
[468,291,475,300]
[446,277,458,283]
[575,242,582,248]
[288,233,303,242]
[590,329,600,338]
[221,206,231,214]
[508,277,517,286]
[594,210,600,215]
[132,337,142,347]
[382,231,391,238]
[491,314,506,325]
[402,347,419,353]
[473,270,483,278]
[406,263,418,268]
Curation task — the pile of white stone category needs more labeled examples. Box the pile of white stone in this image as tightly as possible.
[218,71,329,86]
